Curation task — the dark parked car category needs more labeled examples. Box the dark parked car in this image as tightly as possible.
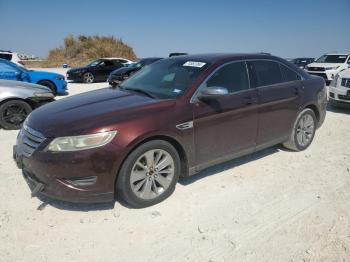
[14,53,327,208]
[290,58,314,69]
[108,57,162,87]
[66,58,132,83]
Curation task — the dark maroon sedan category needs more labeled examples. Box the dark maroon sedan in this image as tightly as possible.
[13,53,327,208]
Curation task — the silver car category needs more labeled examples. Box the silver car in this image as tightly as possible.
[0,80,54,130]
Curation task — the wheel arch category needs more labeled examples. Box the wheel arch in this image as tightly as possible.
[37,79,57,93]
[303,103,320,123]
[0,97,34,109]
[113,134,189,189]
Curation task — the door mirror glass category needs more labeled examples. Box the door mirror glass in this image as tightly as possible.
[198,86,228,100]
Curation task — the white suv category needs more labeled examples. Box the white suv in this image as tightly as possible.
[306,53,350,84]
[328,69,350,106]
[0,50,25,67]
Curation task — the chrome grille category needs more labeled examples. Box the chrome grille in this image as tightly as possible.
[19,125,46,157]
[307,67,325,72]
[341,78,350,88]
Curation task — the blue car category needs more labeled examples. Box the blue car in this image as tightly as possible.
[0,59,67,95]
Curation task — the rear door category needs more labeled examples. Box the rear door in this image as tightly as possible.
[192,61,258,168]
[247,60,302,148]
[0,62,21,81]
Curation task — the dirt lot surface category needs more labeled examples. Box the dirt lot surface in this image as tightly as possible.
[1,69,350,262]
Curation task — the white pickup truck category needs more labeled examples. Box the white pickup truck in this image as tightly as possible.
[306,53,350,84]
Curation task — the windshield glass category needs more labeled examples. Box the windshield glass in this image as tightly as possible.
[315,55,348,63]
[120,59,210,99]
[87,60,101,67]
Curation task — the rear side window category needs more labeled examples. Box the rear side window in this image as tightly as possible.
[249,61,282,87]
[206,61,249,93]
[103,60,114,66]
[0,53,12,60]
[280,64,301,82]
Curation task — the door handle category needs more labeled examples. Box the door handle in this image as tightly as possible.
[294,86,299,95]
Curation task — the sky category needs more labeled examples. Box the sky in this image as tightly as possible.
[0,0,349,59]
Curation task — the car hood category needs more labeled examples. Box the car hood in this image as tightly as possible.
[307,62,344,68]
[28,70,64,79]
[0,80,51,92]
[27,87,175,137]
[110,67,137,76]
[67,67,90,73]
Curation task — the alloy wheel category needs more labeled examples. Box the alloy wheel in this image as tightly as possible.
[130,149,175,200]
[2,104,28,127]
[83,72,94,83]
[296,114,315,147]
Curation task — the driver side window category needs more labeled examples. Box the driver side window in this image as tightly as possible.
[206,61,249,93]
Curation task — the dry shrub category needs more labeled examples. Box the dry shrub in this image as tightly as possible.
[46,34,137,67]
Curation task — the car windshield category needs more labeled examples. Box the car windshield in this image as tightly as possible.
[120,58,210,99]
[315,55,348,63]
[87,60,101,67]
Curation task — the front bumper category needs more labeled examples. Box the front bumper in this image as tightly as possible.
[328,85,350,104]
[13,134,121,203]
[307,70,338,82]
[66,71,84,82]
[107,75,124,86]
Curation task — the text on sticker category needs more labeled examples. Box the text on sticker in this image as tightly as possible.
[183,61,206,68]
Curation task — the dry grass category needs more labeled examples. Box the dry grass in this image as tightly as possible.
[31,35,137,68]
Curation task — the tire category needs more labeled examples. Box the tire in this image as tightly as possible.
[283,108,316,151]
[83,72,94,83]
[116,140,181,208]
[38,80,56,94]
[0,100,32,130]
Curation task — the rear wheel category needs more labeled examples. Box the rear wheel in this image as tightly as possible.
[116,140,180,208]
[0,100,32,130]
[38,80,56,94]
[283,108,316,151]
[83,72,94,83]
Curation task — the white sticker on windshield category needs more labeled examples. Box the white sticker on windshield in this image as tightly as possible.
[173,89,182,93]
[183,61,206,68]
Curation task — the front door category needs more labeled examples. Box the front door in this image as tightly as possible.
[192,61,258,170]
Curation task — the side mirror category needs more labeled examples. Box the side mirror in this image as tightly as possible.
[198,86,229,100]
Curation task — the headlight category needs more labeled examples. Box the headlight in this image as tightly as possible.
[47,131,117,152]
[325,66,339,70]
[33,92,54,98]
[55,76,65,80]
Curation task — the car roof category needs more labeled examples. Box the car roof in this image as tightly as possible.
[324,53,349,56]
[103,57,131,60]
[166,53,277,64]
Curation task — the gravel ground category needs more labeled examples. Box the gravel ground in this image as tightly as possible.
[1,68,350,262]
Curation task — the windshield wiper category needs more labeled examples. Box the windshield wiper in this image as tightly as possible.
[120,86,156,99]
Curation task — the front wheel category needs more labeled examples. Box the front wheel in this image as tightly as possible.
[116,140,180,208]
[38,80,56,94]
[283,108,316,151]
[0,100,32,130]
[83,72,94,83]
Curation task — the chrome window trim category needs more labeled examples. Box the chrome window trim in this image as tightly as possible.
[190,58,304,103]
